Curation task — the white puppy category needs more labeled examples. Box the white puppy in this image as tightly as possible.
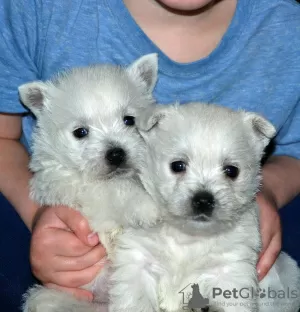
[18,54,160,312]
[110,103,300,312]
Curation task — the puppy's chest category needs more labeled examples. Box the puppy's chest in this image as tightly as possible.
[132,229,225,281]
[161,235,223,273]
[157,232,255,289]
[150,235,232,310]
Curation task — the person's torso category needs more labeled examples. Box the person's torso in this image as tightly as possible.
[22,0,300,153]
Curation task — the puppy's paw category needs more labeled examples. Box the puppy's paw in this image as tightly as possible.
[22,284,97,312]
[158,284,182,312]
[22,285,53,312]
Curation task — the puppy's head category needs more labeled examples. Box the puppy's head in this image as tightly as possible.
[19,54,158,181]
[137,103,276,235]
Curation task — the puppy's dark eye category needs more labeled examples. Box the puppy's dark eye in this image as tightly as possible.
[171,161,187,173]
[73,127,89,139]
[223,165,239,179]
[123,116,135,126]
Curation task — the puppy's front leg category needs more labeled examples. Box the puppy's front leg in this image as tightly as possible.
[127,189,160,228]
[109,236,160,312]
[109,261,159,312]
[23,285,101,312]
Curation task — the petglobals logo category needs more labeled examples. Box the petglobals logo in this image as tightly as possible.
[212,287,299,300]
[179,283,210,310]
[179,284,299,310]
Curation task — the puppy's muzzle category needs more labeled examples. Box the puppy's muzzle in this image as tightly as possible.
[105,147,126,167]
[191,191,215,220]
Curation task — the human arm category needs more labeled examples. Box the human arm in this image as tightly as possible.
[0,114,38,229]
[257,155,300,280]
[255,92,300,280]
[261,155,300,208]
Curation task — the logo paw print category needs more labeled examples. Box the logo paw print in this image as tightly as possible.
[257,288,266,298]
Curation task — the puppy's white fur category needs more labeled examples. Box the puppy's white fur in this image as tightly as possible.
[109,103,300,312]
[19,54,160,312]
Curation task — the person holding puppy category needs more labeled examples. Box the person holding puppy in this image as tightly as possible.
[0,0,299,310]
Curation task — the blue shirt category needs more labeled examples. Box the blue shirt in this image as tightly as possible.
[0,0,299,158]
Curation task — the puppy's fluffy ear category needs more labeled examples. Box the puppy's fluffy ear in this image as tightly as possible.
[127,53,158,93]
[242,112,276,153]
[136,106,166,132]
[19,81,49,117]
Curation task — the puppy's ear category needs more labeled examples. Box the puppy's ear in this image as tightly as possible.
[242,112,276,154]
[136,106,166,132]
[18,81,49,118]
[127,53,158,93]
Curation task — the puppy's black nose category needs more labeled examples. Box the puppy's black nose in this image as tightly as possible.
[191,191,215,217]
[105,147,126,167]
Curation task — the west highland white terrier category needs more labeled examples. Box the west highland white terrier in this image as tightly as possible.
[19,54,160,312]
[109,102,300,312]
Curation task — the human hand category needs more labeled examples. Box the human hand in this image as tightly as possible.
[30,205,107,301]
[256,188,281,281]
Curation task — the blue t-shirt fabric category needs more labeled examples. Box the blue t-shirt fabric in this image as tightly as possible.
[0,0,299,158]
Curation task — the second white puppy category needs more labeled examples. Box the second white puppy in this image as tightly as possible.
[110,103,300,312]
[19,54,160,312]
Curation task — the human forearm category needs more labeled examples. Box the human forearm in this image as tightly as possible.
[0,138,38,230]
[260,155,300,209]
